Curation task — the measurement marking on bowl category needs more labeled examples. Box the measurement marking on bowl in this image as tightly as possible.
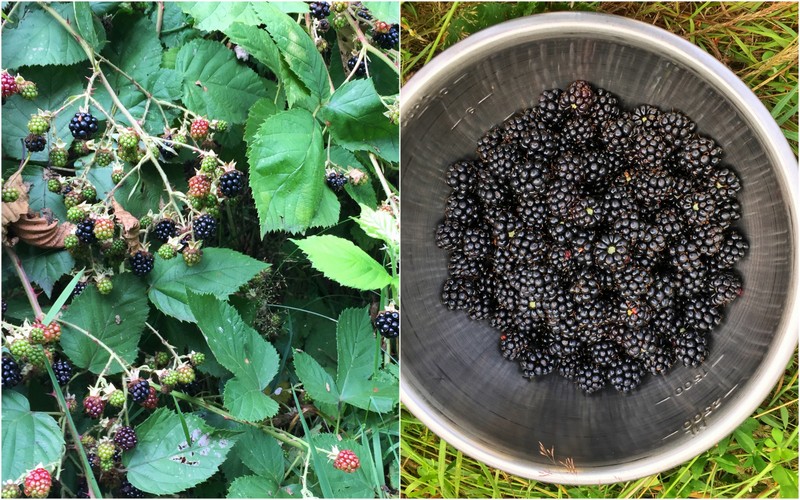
[674,368,709,397]
[656,396,671,405]
[711,353,725,368]
[682,398,723,435]
[724,383,739,399]
[477,93,493,104]
[662,430,680,440]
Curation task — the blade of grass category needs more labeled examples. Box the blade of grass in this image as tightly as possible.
[42,269,85,324]
[291,387,334,498]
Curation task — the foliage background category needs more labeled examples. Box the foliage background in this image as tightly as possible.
[399,2,799,498]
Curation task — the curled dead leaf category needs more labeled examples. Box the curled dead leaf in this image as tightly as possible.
[1,170,29,228]
[5,214,75,248]
[111,198,142,253]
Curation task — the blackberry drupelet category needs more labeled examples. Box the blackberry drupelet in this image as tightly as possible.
[69,112,99,139]
[374,310,399,338]
[193,214,217,241]
[434,80,746,394]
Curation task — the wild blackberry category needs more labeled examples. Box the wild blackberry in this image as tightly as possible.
[24,134,47,152]
[620,328,658,359]
[308,1,330,19]
[619,300,651,330]
[460,227,491,259]
[713,229,748,269]
[535,88,566,126]
[630,105,661,128]
[559,80,596,116]
[326,171,347,192]
[600,116,636,154]
[520,123,559,158]
[614,266,652,301]
[83,395,105,418]
[476,126,503,161]
[659,111,696,147]
[218,169,245,197]
[553,151,587,185]
[509,160,549,199]
[445,160,477,192]
[441,277,474,310]
[678,136,723,177]
[574,360,607,394]
[707,271,743,307]
[374,310,399,338]
[372,23,399,49]
[674,330,708,367]
[69,112,99,139]
[114,426,138,451]
[52,359,73,385]
[193,214,217,241]
[682,296,721,333]
[346,56,368,77]
[129,250,155,276]
[2,355,22,388]
[669,236,703,272]
[707,168,741,200]
[448,250,484,278]
[593,233,628,271]
[499,332,529,361]
[444,191,480,226]
[75,219,97,244]
[520,348,557,377]
[589,340,620,367]
[118,479,144,498]
[590,87,621,123]
[128,379,151,404]
[642,343,676,376]
[153,219,177,242]
[608,358,644,393]
[434,220,463,250]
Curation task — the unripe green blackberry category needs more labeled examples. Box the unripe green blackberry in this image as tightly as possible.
[183,245,202,266]
[49,147,68,168]
[139,215,152,228]
[212,120,228,132]
[27,115,49,135]
[108,389,126,407]
[157,243,177,260]
[9,338,33,361]
[97,438,116,461]
[333,13,347,29]
[30,326,46,344]
[47,178,62,193]
[161,370,179,386]
[66,206,86,223]
[176,364,195,384]
[188,195,204,210]
[2,480,21,498]
[106,238,127,257]
[205,204,220,219]
[111,168,125,184]
[19,81,38,100]
[200,154,217,173]
[82,185,97,201]
[1,186,19,203]
[190,352,205,366]
[95,149,113,167]
[80,434,96,448]
[63,234,79,250]
[93,218,115,240]
[27,346,47,369]
[96,276,113,295]
[118,130,139,150]
[63,190,84,208]
[99,458,114,472]
[154,351,169,367]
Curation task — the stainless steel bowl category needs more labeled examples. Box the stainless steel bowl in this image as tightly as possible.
[400,12,799,484]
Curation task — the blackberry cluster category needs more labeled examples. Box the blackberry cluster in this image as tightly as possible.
[75,219,97,244]
[24,134,46,152]
[193,214,217,241]
[114,426,138,451]
[308,1,330,19]
[2,355,22,388]
[375,310,399,338]
[373,24,400,50]
[68,112,99,139]
[218,170,245,197]
[436,80,747,394]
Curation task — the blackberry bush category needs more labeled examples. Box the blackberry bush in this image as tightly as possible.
[436,80,746,394]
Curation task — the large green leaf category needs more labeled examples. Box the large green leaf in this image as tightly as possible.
[293,350,340,406]
[60,273,148,374]
[153,2,199,48]
[259,3,331,103]
[247,108,324,234]
[244,97,278,146]
[362,1,400,23]
[147,248,269,322]
[180,2,269,32]
[1,7,93,70]
[319,80,399,163]
[125,408,238,495]
[224,23,283,77]
[335,307,397,412]
[227,475,279,498]
[237,428,285,485]
[1,392,65,482]
[291,235,391,291]
[15,244,74,298]
[188,293,280,421]
[175,39,269,124]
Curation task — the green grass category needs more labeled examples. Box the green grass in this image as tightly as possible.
[400,2,799,497]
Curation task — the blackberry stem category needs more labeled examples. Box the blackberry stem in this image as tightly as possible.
[4,247,43,319]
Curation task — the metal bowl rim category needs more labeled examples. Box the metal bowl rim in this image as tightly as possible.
[400,11,800,484]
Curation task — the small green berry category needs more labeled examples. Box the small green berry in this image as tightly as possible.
[95,149,113,167]
[63,234,79,250]
[139,215,152,228]
[111,168,124,184]
[49,148,68,168]
[96,438,116,461]
[47,178,62,193]
[108,389,126,407]
[154,351,169,367]
[190,352,205,366]
[176,364,195,384]
[82,186,97,202]
[161,370,179,386]
[66,206,86,223]
[118,130,139,150]
[1,186,20,203]
[96,276,113,295]
[27,115,49,135]
[200,155,217,173]
[18,81,38,100]
[157,244,177,260]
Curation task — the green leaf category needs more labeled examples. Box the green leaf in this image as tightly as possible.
[291,235,391,291]
[227,475,279,498]
[319,80,399,163]
[1,8,89,70]
[72,2,103,48]
[335,307,397,412]
[237,428,285,484]
[147,248,269,322]
[259,3,331,102]
[154,2,199,48]
[1,392,65,482]
[354,204,399,251]
[293,350,340,406]
[270,2,309,14]
[175,39,269,124]
[181,2,269,32]
[329,147,377,207]
[773,465,799,498]
[188,292,280,421]
[60,274,148,374]
[224,23,283,77]
[734,428,756,454]
[244,97,278,147]
[309,188,341,229]
[362,1,400,23]
[125,408,238,495]
[248,108,325,234]
[15,244,74,298]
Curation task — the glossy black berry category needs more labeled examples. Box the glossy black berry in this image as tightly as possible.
[308,1,330,19]
[69,112,99,139]
[75,219,97,244]
[25,133,47,152]
[128,379,150,404]
[218,170,245,197]
[346,56,368,77]
[118,479,144,498]
[326,171,347,192]
[153,219,177,242]
[52,359,73,385]
[373,24,399,50]
[193,214,217,241]
[374,310,399,339]
[129,251,155,276]
[114,426,138,451]
[2,355,22,388]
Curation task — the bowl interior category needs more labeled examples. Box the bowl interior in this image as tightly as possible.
[400,15,797,482]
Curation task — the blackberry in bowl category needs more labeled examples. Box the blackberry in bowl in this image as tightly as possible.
[400,13,799,484]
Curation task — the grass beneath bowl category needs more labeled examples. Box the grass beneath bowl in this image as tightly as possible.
[400,2,799,497]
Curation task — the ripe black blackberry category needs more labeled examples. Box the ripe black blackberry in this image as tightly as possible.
[659,111,696,147]
[434,220,463,250]
[129,250,155,276]
[444,191,479,225]
[69,112,99,139]
[713,229,748,269]
[590,87,621,123]
[593,233,628,271]
[520,123,559,158]
[674,330,708,367]
[682,296,721,333]
[499,332,529,361]
[600,116,636,154]
[218,170,245,197]
[447,250,484,278]
[678,136,723,177]
[24,133,47,152]
[346,56,368,77]
[128,379,151,404]
[520,348,557,377]
[52,359,73,385]
[72,280,88,298]
[372,23,399,50]
[374,310,399,339]
[574,360,607,394]
[308,1,330,19]
[620,328,658,359]
[561,116,596,148]
[559,80,596,116]
[153,219,177,242]
[642,344,676,376]
[2,355,22,388]
[608,358,644,393]
[75,219,97,244]
[707,271,743,307]
[460,227,491,259]
[114,426,138,451]
[445,160,477,192]
[326,171,347,192]
[535,88,566,126]
[588,340,620,367]
[119,479,145,498]
[441,277,473,311]
[193,214,217,241]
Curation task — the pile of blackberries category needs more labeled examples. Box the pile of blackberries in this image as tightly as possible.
[436,80,746,394]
